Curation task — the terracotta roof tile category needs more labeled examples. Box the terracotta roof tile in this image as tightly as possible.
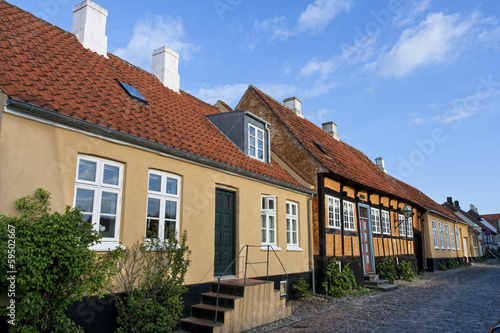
[0,0,308,191]
[248,86,412,201]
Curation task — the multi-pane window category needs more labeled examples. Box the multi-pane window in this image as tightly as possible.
[249,124,265,161]
[455,227,461,250]
[439,222,445,249]
[445,224,450,250]
[74,155,123,245]
[261,196,276,245]
[371,208,381,234]
[432,220,439,249]
[450,225,455,250]
[328,196,341,229]
[398,214,406,236]
[286,201,298,247]
[343,201,355,231]
[406,217,413,238]
[381,210,391,235]
[145,171,181,240]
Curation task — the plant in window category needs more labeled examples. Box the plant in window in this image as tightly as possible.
[0,188,121,332]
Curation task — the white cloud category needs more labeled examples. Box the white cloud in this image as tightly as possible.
[297,0,353,33]
[392,0,431,26]
[114,15,196,70]
[253,16,294,42]
[195,84,249,105]
[300,58,337,79]
[367,12,473,77]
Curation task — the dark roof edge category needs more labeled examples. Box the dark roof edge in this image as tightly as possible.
[427,209,461,224]
[6,98,315,195]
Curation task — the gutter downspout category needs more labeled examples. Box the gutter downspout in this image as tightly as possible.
[308,193,316,293]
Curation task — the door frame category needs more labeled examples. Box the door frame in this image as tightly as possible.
[214,188,236,277]
[358,203,375,274]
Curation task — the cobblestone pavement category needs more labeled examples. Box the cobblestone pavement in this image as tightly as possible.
[245,260,500,333]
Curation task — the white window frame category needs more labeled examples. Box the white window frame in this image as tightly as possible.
[74,155,123,251]
[450,225,455,250]
[248,123,265,162]
[261,195,277,248]
[455,227,461,251]
[439,222,445,250]
[398,214,406,237]
[381,210,391,235]
[343,201,355,231]
[371,208,381,234]
[145,170,181,241]
[286,201,301,251]
[445,224,450,250]
[328,196,341,229]
[432,220,439,249]
[406,217,413,238]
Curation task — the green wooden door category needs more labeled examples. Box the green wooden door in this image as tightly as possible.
[214,189,236,276]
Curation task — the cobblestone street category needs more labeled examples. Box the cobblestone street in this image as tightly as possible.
[246,260,500,333]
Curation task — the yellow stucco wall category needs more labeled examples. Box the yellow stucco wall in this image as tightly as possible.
[424,212,467,260]
[0,113,311,285]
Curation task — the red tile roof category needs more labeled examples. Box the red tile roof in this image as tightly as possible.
[391,177,461,222]
[247,86,413,201]
[483,214,500,219]
[0,1,309,191]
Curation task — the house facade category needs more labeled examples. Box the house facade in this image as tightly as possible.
[392,180,469,271]
[235,86,424,287]
[0,1,315,331]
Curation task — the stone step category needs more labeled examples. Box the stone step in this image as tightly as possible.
[191,303,232,323]
[365,279,389,286]
[364,274,379,281]
[202,292,241,308]
[180,317,223,333]
[377,284,399,292]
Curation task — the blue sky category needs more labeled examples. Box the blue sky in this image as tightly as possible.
[9,0,500,214]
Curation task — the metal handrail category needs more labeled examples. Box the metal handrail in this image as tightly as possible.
[214,244,288,324]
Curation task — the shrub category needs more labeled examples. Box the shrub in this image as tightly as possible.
[292,277,314,299]
[111,232,191,333]
[438,263,448,271]
[322,259,357,297]
[447,258,460,269]
[376,257,397,284]
[0,188,121,332]
[397,260,415,281]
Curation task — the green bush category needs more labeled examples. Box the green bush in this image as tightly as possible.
[376,257,397,284]
[292,277,314,299]
[0,188,121,332]
[397,260,415,281]
[111,232,191,333]
[447,258,460,269]
[322,259,357,297]
[438,263,448,271]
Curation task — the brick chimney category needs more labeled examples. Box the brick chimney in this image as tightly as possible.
[283,97,303,118]
[322,121,339,141]
[72,0,108,57]
[152,46,180,93]
[375,157,387,173]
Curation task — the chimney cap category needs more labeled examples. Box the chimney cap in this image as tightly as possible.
[322,121,339,141]
[375,157,387,173]
[283,97,303,118]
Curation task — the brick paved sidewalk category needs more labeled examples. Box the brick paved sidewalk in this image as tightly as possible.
[245,260,500,333]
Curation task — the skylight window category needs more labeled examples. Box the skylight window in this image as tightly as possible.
[313,141,330,157]
[117,80,148,104]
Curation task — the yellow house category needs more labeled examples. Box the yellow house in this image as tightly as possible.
[0,2,315,331]
[393,178,469,271]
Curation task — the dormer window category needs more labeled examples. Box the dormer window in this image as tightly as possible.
[249,123,264,161]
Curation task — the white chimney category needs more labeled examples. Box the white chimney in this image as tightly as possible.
[470,204,478,214]
[375,157,387,174]
[322,121,339,141]
[72,0,108,57]
[283,97,303,118]
[152,46,180,93]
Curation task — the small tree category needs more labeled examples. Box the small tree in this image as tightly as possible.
[111,232,191,333]
[322,259,357,297]
[0,188,121,332]
[376,257,397,284]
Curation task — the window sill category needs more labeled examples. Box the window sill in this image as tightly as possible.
[92,242,124,251]
[261,245,281,251]
[286,246,303,252]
